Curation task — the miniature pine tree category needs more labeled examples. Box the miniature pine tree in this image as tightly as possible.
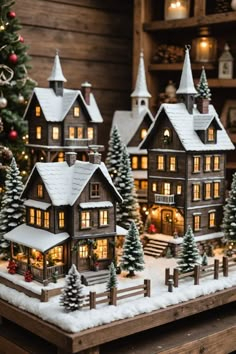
[0,157,25,258]
[105,125,123,182]
[60,264,85,312]
[116,145,143,232]
[121,221,145,277]
[222,172,236,242]
[201,252,208,266]
[196,67,211,100]
[177,226,200,273]
[106,262,118,291]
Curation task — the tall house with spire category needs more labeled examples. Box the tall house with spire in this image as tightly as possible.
[110,51,154,217]
[24,52,104,166]
[141,46,234,250]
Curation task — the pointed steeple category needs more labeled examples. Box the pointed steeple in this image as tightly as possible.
[131,51,151,113]
[176,45,197,114]
[48,50,67,96]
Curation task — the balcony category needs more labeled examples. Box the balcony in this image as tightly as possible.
[154,194,175,205]
[64,138,92,147]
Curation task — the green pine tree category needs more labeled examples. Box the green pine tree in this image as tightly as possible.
[177,226,200,273]
[121,221,145,277]
[105,125,123,182]
[196,67,211,100]
[0,156,25,258]
[201,252,208,266]
[106,262,118,291]
[60,264,85,312]
[222,172,236,243]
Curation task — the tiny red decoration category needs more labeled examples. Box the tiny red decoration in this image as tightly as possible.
[8,129,18,141]
[148,223,157,234]
[7,11,16,19]
[9,52,18,64]
[7,260,18,274]
[19,35,24,43]
[24,269,33,282]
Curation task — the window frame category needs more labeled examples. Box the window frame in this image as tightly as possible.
[52,126,59,140]
[99,209,109,227]
[213,181,220,199]
[35,106,41,117]
[90,182,100,198]
[193,156,201,173]
[141,156,148,170]
[192,183,201,201]
[95,239,108,259]
[163,182,171,195]
[213,155,220,171]
[81,211,91,229]
[58,211,65,229]
[193,214,201,232]
[207,127,215,142]
[141,128,147,140]
[176,184,182,195]
[36,126,42,140]
[73,106,80,117]
[208,211,216,228]
[157,155,165,171]
[131,156,139,169]
[169,156,177,172]
[87,127,94,140]
[204,155,212,172]
[204,182,212,200]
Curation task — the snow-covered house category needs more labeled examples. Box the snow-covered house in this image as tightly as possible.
[4,151,122,284]
[24,52,103,167]
[111,52,154,216]
[141,46,235,239]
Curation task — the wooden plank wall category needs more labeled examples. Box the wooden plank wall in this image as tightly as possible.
[13,0,134,150]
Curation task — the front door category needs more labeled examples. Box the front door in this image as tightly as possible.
[77,244,90,271]
[161,210,173,235]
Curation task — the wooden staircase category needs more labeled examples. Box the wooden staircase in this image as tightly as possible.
[81,270,109,286]
[144,239,169,258]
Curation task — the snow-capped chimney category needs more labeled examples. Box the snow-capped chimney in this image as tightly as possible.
[81,81,92,105]
[65,152,77,166]
[88,146,101,164]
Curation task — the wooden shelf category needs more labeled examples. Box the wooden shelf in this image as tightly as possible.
[149,63,216,71]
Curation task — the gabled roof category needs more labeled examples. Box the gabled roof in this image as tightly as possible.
[22,161,122,206]
[193,115,222,131]
[131,51,151,98]
[141,103,235,152]
[23,87,103,123]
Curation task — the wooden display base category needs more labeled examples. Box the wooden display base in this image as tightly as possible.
[0,286,235,353]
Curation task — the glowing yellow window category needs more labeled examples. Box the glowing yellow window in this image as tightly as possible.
[204,183,211,199]
[193,156,201,173]
[36,210,42,226]
[69,127,75,139]
[35,106,41,117]
[141,128,147,139]
[169,156,176,171]
[141,156,148,169]
[132,156,138,169]
[208,127,215,141]
[58,211,65,229]
[79,245,88,258]
[152,182,157,192]
[213,182,220,198]
[193,215,201,231]
[96,239,107,259]
[213,156,220,171]
[74,106,80,117]
[134,180,139,190]
[29,208,35,224]
[44,211,50,229]
[193,184,200,200]
[157,155,164,170]
[209,212,216,228]
[77,127,83,139]
[176,184,182,195]
[52,127,59,140]
[163,182,171,195]
[50,246,63,261]
[36,126,42,140]
[57,152,64,162]
[99,210,108,226]
[140,180,148,190]
[81,211,91,229]
[37,184,43,198]
[87,127,94,140]
[204,156,211,171]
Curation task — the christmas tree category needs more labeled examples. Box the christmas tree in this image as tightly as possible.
[222,172,236,243]
[196,67,211,100]
[177,226,200,273]
[201,252,208,266]
[121,221,145,277]
[0,1,36,185]
[105,125,123,182]
[106,262,118,291]
[116,145,143,232]
[0,156,25,258]
[60,264,85,312]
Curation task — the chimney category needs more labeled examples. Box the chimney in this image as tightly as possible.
[65,152,77,166]
[88,145,101,164]
[81,81,92,105]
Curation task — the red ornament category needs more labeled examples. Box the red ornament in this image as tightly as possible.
[7,11,16,19]
[19,35,24,43]
[8,129,18,141]
[9,52,18,64]
[7,260,18,274]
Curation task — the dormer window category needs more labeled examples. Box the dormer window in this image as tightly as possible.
[163,128,171,144]
[141,128,147,140]
[207,127,215,142]
[74,106,80,117]
[35,106,41,117]
[37,184,44,198]
[90,182,100,198]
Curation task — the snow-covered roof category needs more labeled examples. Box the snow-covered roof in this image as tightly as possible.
[176,46,197,95]
[47,52,67,82]
[142,103,235,152]
[116,225,128,235]
[131,51,151,98]
[4,224,69,252]
[193,115,221,131]
[23,160,122,207]
[127,147,147,155]
[132,170,148,180]
[80,201,113,209]
[24,199,51,210]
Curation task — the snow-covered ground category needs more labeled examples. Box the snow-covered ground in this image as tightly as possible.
[0,251,235,334]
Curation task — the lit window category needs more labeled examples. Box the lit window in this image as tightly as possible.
[81,211,91,229]
[207,127,215,142]
[90,183,100,198]
[163,182,171,195]
[29,208,35,224]
[193,156,201,173]
[44,211,50,229]
[35,106,41,117]
[58,211,65,229]
[36,126,42,140]
[57,152,64,162]
[87,127,94,140]
[141,156,148,169]
[140,180,148,190]
[99,210,108,226]
[37,184,43,198]
[213,182,220,198]
[69,127,75,139]
[152,182,157,192]
[163,128,171,143]
[36,210,42,226]
[49,246,63,262]
[141,128,147,140]
[204,183,211,200]
[96,239,107,259]
[193,215,201,231]
[209,212,216,228]
[176,184,182,195]
[74,106,80,117]
[169,156,176,171]
[132,156,138,169]
[77,127,83,139]
[193,184,200,200]
[213,156,220,171]
[52,127,59,140]
[204,156,211,172]
[134,180,139,190]
[79,245,88,258]
[157,155,164,170]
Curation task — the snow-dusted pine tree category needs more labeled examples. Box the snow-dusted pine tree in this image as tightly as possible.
[222,172,236,242]
[0,157,25,258]
[116,145,142,232]
[201,252,208,266]
[105,125,123,182]
[121,221,145,277]
[60,264,85,312]
[177,226,200,273]
[106,262,118,291]
[196,67,211,100]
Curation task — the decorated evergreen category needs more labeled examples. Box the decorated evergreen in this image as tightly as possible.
[60,264,85,312]
[196,67,211,100]
[121,221,145,277]
[116,145,142,232]
[177,226,200,273]
[0,157,25,258]
[105,125,123,182]
[106,262,118,291]
[222,172,236,243]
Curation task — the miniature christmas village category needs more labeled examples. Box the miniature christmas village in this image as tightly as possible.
[0,2,235,353]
